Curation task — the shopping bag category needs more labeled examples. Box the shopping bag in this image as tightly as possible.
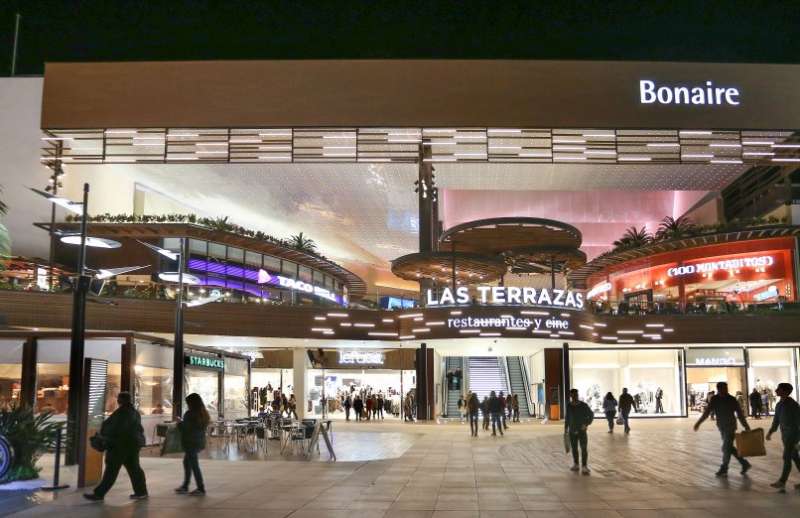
[563,433,571,454]
[616,416,624,425]
[160,425,184,456]
[735,428,766,457]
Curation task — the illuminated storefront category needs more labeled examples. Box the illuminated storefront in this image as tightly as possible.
[586,237,797,312]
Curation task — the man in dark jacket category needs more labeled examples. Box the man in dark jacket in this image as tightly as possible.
[84,392,148,501]
[488,391,503,436]
[565,388,594,474]
[618,388,636,434]
[766,383,800,491]
[467,392,480,437]
[749,388,763,419]
[694,381,751,478]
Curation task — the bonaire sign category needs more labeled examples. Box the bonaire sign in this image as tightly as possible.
[425,286,584,309]
[639,80,740,106]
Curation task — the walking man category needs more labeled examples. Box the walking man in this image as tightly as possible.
[344,395,352,421]
[467,392,480,437]
[84,392,148,501]
[481,396,490,431]
[694,381,752,478]
[618,388,635,434]
[766,383,800,491]
[565,388,593,475]
[489,391,504,436]
[499,391,508,430]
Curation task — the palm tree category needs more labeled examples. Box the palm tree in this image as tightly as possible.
[612,226,651,251]
[289,232,317,253]
[655,216,694,241]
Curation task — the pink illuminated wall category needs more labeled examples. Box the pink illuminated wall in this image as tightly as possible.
[440,190,708,260]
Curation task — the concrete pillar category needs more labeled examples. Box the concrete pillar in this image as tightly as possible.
[292,348,308,419]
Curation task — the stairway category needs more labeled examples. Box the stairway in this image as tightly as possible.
[506,356,533,416]
[468,357,508,400]
[444,357,464,417]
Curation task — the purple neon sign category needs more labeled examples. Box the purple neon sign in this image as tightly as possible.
[187,258,343,305]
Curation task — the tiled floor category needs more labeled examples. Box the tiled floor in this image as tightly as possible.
[3,418,800,517]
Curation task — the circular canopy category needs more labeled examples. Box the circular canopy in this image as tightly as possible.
[391,252,507,283]
[439,217,582,256]
[506,246,588,274]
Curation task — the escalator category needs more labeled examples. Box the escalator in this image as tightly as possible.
[505,356,534,417]
[443,356,464,417]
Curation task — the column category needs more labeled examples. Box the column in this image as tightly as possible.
[292,348,307,419]
[21,337,37,410]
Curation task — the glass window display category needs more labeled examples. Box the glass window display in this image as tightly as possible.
[185,369,219,420]
[223,357,249,419]
[748,347,798,416]
[0,340,23,410]
[570,348,683,417]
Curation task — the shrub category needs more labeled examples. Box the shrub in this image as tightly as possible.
[0,406,62,483]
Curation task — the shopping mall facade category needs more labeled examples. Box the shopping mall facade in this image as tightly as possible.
[0,59,799,429]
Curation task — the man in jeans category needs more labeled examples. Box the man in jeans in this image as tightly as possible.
[694,381,752,478]
[618,388,635,434]
[467,392,480,437]
[565,388,594,475]
[488,391,504,436]
[766,382,800,491]
[84,392,148,501]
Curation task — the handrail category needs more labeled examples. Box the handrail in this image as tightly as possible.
[500,357,511,398]
[519,356,536,417]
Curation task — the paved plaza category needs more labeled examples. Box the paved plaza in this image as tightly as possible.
[2,418,800,518]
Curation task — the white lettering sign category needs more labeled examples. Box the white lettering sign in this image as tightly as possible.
[586,281,612,300]
[446,315,570,331]
[639,80,740,106]
[339,351,384,365]
[426,286,584,309]
[666,255,774,277]
[274,274,338,302]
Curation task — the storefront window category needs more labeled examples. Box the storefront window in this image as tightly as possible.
[570,349,683,416]
[748,347,799,415]
[185,368,219,421]
[0,340,23,410]
[263,255,281,272]
[134,342,174,415]
[224,357,249,419]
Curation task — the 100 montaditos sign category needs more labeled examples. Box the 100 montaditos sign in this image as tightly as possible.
[425,286,585,309]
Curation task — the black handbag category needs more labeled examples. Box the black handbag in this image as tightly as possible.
[90,433,108,452]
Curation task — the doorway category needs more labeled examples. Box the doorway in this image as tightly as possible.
[686,366,746,414]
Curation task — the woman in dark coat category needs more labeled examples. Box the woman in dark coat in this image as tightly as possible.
[176,393,210,495]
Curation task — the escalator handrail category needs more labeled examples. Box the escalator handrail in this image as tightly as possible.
[518,356,536,417]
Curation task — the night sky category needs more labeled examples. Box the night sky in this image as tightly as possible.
[2,0,799,76]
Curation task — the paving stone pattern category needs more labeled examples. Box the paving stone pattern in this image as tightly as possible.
[3,418,800,518]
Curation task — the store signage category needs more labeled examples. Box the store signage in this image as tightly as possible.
[446,315,570,331]
[268,272,339,303]
[339,350,385,365]
[686,348,745,367]
[425,286,584,309]
[753,285,779,302]
[185,355,225,370]
[639,80,740,106]
[666,255,773,278]
[586,281,612,300]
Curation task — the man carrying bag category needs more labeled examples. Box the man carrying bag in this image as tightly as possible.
[694,381,751,478]
[565,388,594,475]
[766,383,800,492]
[84,392,148,501]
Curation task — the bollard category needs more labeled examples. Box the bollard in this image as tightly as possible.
[41,428,70,491]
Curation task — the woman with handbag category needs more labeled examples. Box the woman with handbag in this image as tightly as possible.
[602,392,618,433]
[175,393,210,495]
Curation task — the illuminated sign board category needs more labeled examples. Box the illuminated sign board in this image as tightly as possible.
[185,355,225,370]
[425,286,584,309]
[639,80,740,106]
[271,273,339,303]
[445,315,570,332]
[686,348,744,366]
[753,285,779,302]
[666,255,773,278]
[586,281,612,300]
[339,351,384,365]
